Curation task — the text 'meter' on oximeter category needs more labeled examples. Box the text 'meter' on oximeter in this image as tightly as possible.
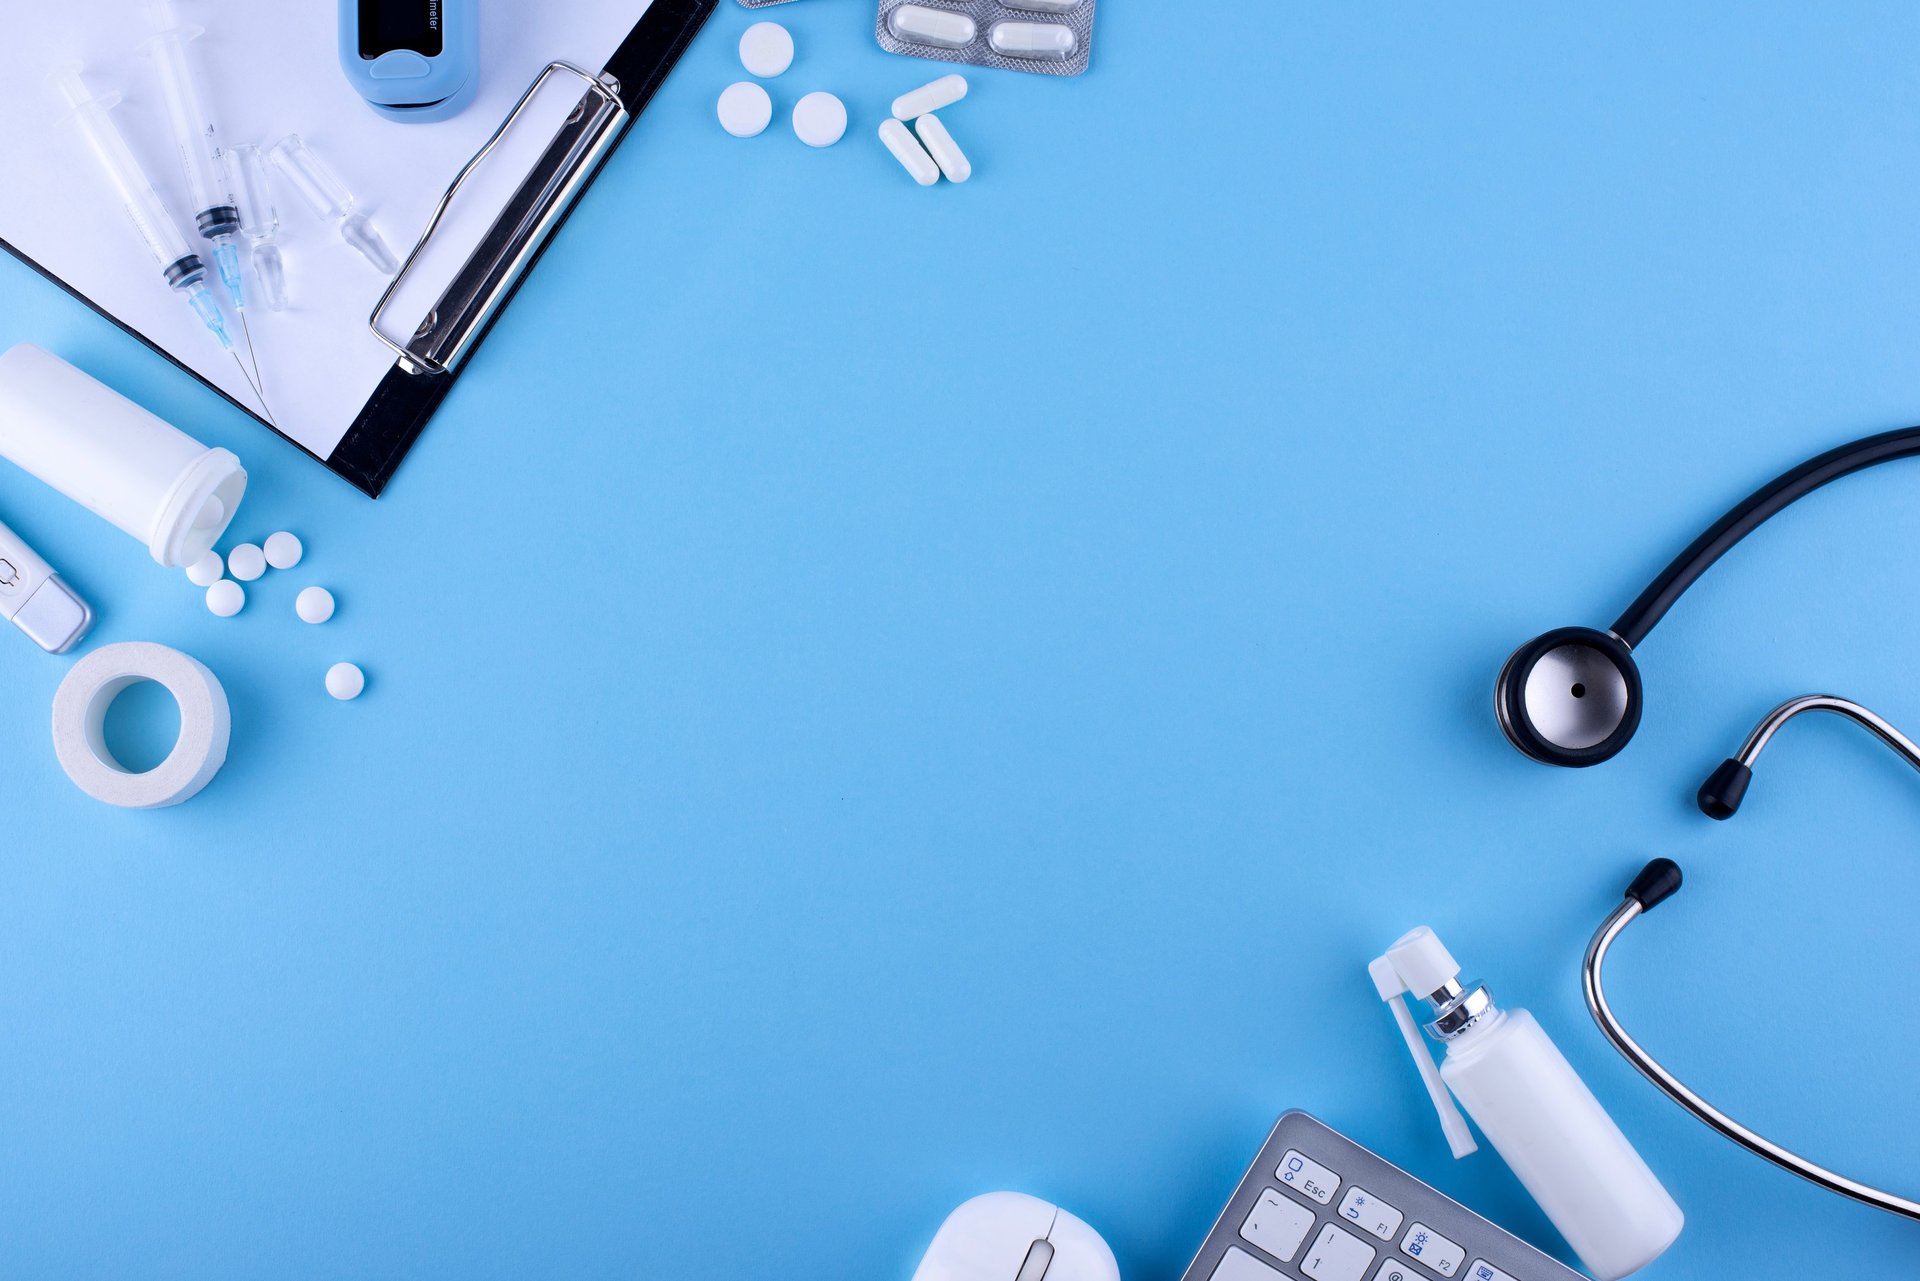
[339,0,478,123]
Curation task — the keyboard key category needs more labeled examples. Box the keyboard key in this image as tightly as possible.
[1302,1223,1377,1281]
[1399,1223,1465,1278]
[1465,1263,1518,1281]
[1338,1186,1404,1242]
[1373,1260,1421,1281]
[1276,1148,1341,1205]
[1240,1188,1315,1263]
[1211,1246,1286,1281]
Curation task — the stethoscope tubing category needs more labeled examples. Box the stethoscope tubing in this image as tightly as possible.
[1610,425,1920,648]
[1583,897,1920,1221]
[1730,695,1920,774]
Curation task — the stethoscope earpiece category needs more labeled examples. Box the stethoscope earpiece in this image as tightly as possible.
[1695,759,1752,819]
[1495,626,1642,767]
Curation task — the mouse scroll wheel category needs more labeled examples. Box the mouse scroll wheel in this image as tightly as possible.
[1014,1238,1055,1281]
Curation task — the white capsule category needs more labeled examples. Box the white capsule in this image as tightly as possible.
[792,92,847,148]
[264,531,304,569]
[988,20,1077,60]
[891,73,968,121]
[228,542,267,581]
[889,4,977,49]
[325,662,365,701]
[739,21,794,78]
[296,586,336,624]
[879,119,940,186]
[913,113,970,184]
[1004,0,1081,11]
[185,551,223,587]
[205,579,244,617]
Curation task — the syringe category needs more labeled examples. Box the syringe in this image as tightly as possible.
[51,68,253,379]
[143,0,247,311]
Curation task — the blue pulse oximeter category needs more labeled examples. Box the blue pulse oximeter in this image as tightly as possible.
[339,0,479,123]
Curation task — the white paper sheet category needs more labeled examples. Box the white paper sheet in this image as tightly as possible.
[0,0,651,461]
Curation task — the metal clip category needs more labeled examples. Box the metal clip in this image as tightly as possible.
[369,61,627,377]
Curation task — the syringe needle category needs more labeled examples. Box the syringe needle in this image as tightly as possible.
[236,310,276,426]
[226,348,272,421]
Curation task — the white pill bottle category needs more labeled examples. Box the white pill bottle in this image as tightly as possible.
[1372,927,1683,1281]
[0,344,245,567]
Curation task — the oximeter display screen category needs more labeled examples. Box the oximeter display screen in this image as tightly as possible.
[359,0,443,59]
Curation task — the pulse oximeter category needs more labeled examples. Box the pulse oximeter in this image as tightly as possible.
[339,0,479,123]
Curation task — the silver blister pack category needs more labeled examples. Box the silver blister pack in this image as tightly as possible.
[737,0,799,8]
[875,1,1095,78]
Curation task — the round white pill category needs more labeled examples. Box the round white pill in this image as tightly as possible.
[185,551,224,587]
[739,21,793,77]
[326,662,365,701]
[793,92,847,148]
[228,542,266,581]
[296,586,336,624]
[717,81,773,138]
[264,531,304,569]
[205,579,244,617]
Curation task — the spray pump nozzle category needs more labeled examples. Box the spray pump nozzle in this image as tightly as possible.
[1370,926,1480,1159]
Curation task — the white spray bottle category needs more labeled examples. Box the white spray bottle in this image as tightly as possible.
[1371,927,1683,1281]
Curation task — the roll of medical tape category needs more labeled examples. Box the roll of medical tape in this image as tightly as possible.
[51,641,231,808]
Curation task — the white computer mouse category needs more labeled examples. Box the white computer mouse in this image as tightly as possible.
[911,1192,1120,1281]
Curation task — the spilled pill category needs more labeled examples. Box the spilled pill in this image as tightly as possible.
[892,73,968,121]
[186,551,223,587]
[889,5,977,49]
[913,113,971,183]
[228,542,266,581]
[879,119,940,186]
[792,92,847,148]
[718,81,773,137]
[264,531,303,569]
[206,579,244,617]
[296,586,335,624]
[326,662,365,701]
[989,20,1076,60]
[739,21,794,77]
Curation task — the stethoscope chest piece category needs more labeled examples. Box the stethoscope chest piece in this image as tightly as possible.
[1496,626,1642,766]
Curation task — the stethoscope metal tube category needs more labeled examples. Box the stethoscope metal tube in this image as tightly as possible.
[1698,694,1920,818]
[1585,858,1920,1222]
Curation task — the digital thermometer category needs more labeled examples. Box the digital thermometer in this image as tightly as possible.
[0,518,92,655]
[338,0,479,123]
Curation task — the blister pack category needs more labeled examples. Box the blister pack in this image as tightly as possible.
[737,0,797,9]
[876,1,1095,78]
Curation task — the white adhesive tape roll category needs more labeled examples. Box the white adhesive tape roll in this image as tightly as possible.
[52,641,231,809]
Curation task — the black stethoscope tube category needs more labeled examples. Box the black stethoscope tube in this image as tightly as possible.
[1499,424,1920,766]
[1610,425,1920,648]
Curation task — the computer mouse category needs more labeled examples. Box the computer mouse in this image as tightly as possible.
[911,1192,1121,1281]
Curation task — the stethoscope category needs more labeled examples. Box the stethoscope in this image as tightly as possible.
[1582,695,1920,1221]
[1492,424,1920,1215]
[1494,425,1920,767]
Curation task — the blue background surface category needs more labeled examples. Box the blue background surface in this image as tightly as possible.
[3,2,1917,1275]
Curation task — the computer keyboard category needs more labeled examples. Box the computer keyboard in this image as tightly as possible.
[1178,1112,1587,1281]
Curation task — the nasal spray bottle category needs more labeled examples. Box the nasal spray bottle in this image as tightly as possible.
[1371,927,1682,1280]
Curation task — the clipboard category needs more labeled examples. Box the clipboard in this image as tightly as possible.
[0,0,716,497]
